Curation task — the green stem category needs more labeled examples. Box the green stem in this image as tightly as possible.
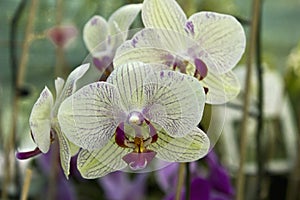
[185,162,191,200]
[175,163,185,200]
[255,0,264,198]
[236,0,262,199]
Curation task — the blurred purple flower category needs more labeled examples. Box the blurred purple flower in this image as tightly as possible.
[98,171,148,200]
[37,146,77,200]
[47,25,78,49]
[156,151,234,200]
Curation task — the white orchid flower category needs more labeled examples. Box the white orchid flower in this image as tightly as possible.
[114,0,246,104]
[58,62,210,178]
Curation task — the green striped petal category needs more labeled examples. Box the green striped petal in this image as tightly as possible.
[149,127,210,162]
[58,82,125,150]
[201,70,240,104]
[188,12,246,74]
[143,70,205,137]
[29,87,53,153]
[77,139,131,179]
[53,64,90,115]
[107,62,157,111]
[142,0,186,34]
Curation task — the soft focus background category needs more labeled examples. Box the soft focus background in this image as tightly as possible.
[0,0,300,199]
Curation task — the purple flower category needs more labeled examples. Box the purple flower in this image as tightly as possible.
[99,171,148,200]
[156,151,234,200]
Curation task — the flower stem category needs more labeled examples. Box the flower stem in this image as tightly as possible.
[20,169,32,200]
[185,162,191,200]
[2,0,28,199]
[175,163,185,200]
[254,0,264,198]
[236,0,262,199]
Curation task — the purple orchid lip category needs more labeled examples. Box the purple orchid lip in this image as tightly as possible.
[16,147,42,160]
[194,58,208,80]
[122,150,157,170]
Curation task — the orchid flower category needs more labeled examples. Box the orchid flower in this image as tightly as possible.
[156,151,234,200]
[114,0,246,104]
[99,171,148,200]
[47,25,78,49]
[16,64,90,177]
[83,4,142,71]
[58,62,210,178]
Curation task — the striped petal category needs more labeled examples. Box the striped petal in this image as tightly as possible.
[58,82,125,150]
[114,28,193,62]
[142,71,205,137]
[77,139,130,179]
[142,0,187,34]
[114,43,177,67]
[201,70,240,104]
[108,4,142,40]
[188,12,246,74]
[29,87,53,153]
[53,63,90,114]
[149,127,210,162]
[107,62,154,111]
[55,125,72,178]
[83,15,109,54]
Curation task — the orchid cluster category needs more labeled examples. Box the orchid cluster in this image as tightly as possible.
[17,0,245,179]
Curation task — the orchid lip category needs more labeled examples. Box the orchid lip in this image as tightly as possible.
[16,147,42,160]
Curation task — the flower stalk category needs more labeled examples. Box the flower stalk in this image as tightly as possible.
[236,0,262,199]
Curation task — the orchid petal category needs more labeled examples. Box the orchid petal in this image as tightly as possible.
[29,87,53,153]
[188,12,246,74]
[108,4,142,40]
[58,82,125,150]
[55,77,65,98]
[115,28,192,58]
[107,62,153,111]
[142,0,187,34]
[143,71,205,137]
[83,15,109,54]
[201,70,240,104]
[77,139,130,178]
[149,127,210,162]
[114,44,176,67]
[55,126,72,178]
[53,63,90,114]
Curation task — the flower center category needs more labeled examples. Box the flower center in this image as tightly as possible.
[127,111,144,126]
[115,120,158,170]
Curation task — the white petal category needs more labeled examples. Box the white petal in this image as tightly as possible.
[58,82,125,150]
[55,77,65,98]
[143,70,206,137]
[142,0,187,34]
[149,127,210,162]
[77,139,130,179]
[201,70,240,104]
[108,4,142,40]
[107,62,155,111]
[83,15,109,54]
[189,12,246,74]
[54,125,71,178]
[115,28,192,57]
[114,43,176,67]
[29,87,53,153]
[53,63,90,114]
